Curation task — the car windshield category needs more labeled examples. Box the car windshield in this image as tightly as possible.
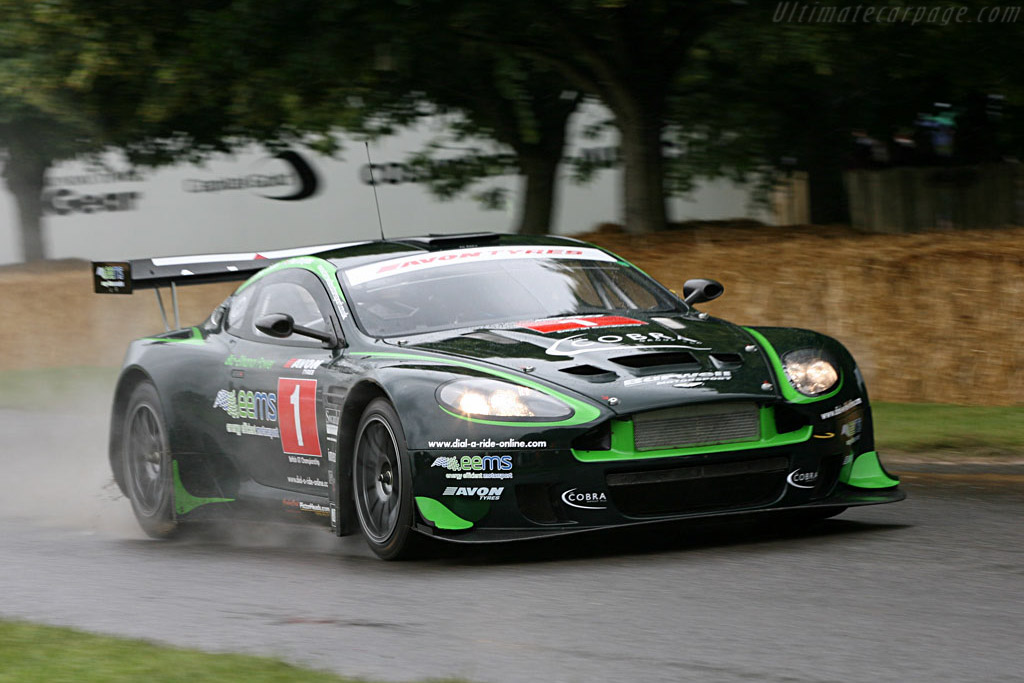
[339,245,681,337]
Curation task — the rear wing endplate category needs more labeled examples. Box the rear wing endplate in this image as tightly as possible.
[91,241,360,330]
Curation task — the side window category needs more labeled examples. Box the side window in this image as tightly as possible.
[225,289,253,335]
[251,281,329,339]
[226,268,341,346]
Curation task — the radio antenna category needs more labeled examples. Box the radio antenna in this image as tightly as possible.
[364,141,386,241]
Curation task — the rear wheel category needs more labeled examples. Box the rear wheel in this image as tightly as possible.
[122,382,177,538]
[352,399,419,560]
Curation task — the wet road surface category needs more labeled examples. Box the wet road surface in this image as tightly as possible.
[1,407,1022,682]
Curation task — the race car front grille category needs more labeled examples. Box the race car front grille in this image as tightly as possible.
[632,402,760,451]
[606,455,789,517]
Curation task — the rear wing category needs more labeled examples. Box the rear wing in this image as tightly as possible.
[91,241,362,330]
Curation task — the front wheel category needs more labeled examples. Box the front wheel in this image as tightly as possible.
[352,398,420,560]
[122,382,178,538]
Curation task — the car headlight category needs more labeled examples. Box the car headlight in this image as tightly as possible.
[782,349,839,396]
[437,379,573,421]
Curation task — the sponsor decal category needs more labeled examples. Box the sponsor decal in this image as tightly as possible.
[213,381,320,456]
[431,455,513,480]
[787,469,819,489]
[287,476,329,488]
[92,262,132,294]
[344,245,617,286]
[288,455,320,466]
[327,450,337,463]
[284,358,325,375]
[442,486,504,501]
[623,371,732,388]
[545,332,710,358]
[820,398,863,420]
[561,488,609,510]
[46,189,141,215]
[283,499,331,516]
[841,416,863,446]
[215,388,281,439]
[182,150,319,201]
[518,315,644,334]
[224,354,274,369]
[325,408,340,441]
[225,423,280,439]
[213,389,278,421]
[427,438,546,449]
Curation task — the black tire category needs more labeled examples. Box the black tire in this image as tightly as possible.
[352,398,419,560]
[122,382,178,538]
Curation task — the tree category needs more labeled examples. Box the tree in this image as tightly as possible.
[363,12,583,235]
[454,0,744,234]
[0,1,110,260]
[666,4,1024,224]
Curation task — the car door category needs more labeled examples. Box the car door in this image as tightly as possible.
[222,268,341,495]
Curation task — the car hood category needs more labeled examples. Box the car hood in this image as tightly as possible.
[394,314,777,415]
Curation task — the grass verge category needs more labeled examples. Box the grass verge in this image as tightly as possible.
[873,402,1024,454]
[0,366,118,410]
[0,619,364,683]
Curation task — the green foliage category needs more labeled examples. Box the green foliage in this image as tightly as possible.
[0,619,423,683]
[665,2,1024,217]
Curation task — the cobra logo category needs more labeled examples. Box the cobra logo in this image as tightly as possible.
[787,469,819,489]
[561,488,608,510]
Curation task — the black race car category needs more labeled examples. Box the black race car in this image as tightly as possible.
[93,232,902,559]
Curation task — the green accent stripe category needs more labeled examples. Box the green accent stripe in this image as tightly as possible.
[351,351,601,426]
[235,256,346,303]
[415,496,473,530]
[173,461,233,516]
[843,451,900,489]
[143,327,205,345]
[573,406,812,462]
[743,327,842,404]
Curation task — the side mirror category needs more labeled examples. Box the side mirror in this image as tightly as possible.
[255,313,338,347]
[682,278,724,306]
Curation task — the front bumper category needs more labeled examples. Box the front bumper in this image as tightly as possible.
[409,440,903,543]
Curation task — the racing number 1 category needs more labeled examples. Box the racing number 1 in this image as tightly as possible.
[278,378,321,457]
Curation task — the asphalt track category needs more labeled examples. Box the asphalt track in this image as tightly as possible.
[1,406,1023,682]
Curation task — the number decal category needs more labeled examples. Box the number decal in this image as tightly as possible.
[278,378,321,456]
[290,384,303,447]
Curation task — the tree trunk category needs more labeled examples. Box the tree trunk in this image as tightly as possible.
[515,151,560,235]
[2,137,50,262]
[617,106,668,234]
[806,152,849,225]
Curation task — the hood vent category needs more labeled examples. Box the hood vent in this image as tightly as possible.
[460,330,519,345]
[610,351,699,370]
[710,352,744,370]
[559,364,618,383]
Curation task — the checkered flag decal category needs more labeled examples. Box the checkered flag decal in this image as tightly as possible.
[213,390,240,419]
